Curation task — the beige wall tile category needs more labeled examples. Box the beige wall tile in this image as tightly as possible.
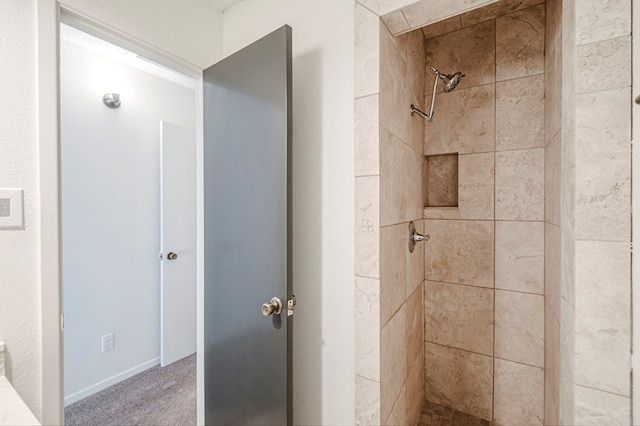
[406,220,425,296]
[380,24,424,155]
[545,41,561,144]
[495,221,544,294]
[575,0,631,45]
[575,88,631,242]
[575,385,630,426]
[425,281,494,355]
[355,375,381,425]
[544,294,561,425]
[356,0,417,17]
[406,283,424,366]
[425,21,495,91]
[496,74,544,151]
[424,84,496,156]
[425,153,494,221]
[355,276,380,381]
[406,348,425,426]
[380,224,407,327]
[545,131,561,225]
[496,4,545,81]
[383,384,406,426]
[575,241,630,396]
[421,16,461,39]
[576,36,631,95]
[544,224,561,298]
[494,359,544,425]
[559,298,575,425]
[424,220,494,287]
[381,9,410,35]
[495,290,544,367]
[355,95,380,177]
[405,147,425,221]
[402,0,498,29]
[426,154,458,207]
[425,343,493,419]
[355,3,380,98]
[496,149,544,221]
[460,0,544,27]
[381,306,407,422]
[355,176,380,278]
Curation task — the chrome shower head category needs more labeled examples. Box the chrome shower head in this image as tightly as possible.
[441,72,465,92]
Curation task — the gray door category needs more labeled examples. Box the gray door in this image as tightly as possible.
[203,26,292,425]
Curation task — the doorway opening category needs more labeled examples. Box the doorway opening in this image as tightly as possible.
[59,21,198,425]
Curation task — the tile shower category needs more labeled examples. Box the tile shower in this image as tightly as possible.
[355,0,632,424]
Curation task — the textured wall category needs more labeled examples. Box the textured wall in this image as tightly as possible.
[0,0,41,417]
[223,1,356,424]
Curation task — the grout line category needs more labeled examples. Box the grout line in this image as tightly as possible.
[355,92,380,102]
[423,340,493,358]
[574,383,631,399]
[492,16,497,422]
[380,122,423,157]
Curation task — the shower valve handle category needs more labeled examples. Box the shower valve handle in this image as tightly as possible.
[412,232,430,243]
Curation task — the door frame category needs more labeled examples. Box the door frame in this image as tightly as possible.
[37,1,206,423]
[632,0,639,422]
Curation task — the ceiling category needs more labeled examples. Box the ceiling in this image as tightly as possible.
[203,0,246,12]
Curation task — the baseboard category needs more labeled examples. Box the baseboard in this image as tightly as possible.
[64,357,160,406]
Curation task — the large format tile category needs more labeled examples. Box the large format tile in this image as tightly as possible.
[425,20,495,91]
[406,348,424,426]
[355,3,380,98]
[355,94,379,177]
[544,223,561,299]
[575,241,630,396]
[424,220,494,287]
[545,35,561,144]
[381,306,407,423]
[380,224,407,327]
[425,152,494,221]
[381,9,410,35]
[421,16,461,39]
[496,74,544,151]
[424,343,493,420]
[545,131,561,225]
[460,0,544,27]
[425,281,493,355]
[575,386,630,426]
[495,290,544,367]
[355,276,380,381]
[576,36,631,94]
[495,149,544,221]
[384,384,406,426]
[424,84,495,156]
[355,375,380,425]
[575,88,631,242]
[406,283,424,367]
[494,359,544,425]
[402,0,498,29]
[496,4,545,81]
[495,221,544,294]
[355,176,380,278]
[575,0,631,45]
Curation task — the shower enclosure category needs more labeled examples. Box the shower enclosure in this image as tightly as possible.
[354,0,632,423]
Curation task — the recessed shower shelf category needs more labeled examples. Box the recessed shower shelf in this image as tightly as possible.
[425,153,458,208]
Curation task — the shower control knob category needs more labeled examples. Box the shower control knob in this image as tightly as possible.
[262,297,283,316]
[167,252,178,260]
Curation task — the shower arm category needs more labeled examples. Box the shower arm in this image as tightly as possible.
[411,69,441,121]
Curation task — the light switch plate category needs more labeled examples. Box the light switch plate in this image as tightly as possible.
[0,189,24,229]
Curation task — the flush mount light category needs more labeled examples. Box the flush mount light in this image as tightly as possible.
[103,93,121,109]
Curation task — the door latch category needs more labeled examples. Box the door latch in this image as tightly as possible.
[287,295,296,317]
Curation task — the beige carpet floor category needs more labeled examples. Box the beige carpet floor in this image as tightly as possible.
[65,353,196,426]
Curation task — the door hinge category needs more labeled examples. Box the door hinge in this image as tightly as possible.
[287,295,296,317]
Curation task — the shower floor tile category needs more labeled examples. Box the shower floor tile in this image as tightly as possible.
[418,400,492,426]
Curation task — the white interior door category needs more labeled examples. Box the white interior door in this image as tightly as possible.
[160,121,197,367]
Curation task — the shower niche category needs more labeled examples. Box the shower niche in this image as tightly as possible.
[425,153,458,208]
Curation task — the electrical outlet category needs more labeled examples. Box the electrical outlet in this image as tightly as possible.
[101,333,114,352]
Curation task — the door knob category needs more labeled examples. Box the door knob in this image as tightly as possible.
[167,252,178,260]
[261,297,283,316]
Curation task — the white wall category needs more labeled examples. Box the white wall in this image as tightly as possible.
[223,2,355,424]
[0,0,223,419]
[60,39,195,403]
[0,0,41,415]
